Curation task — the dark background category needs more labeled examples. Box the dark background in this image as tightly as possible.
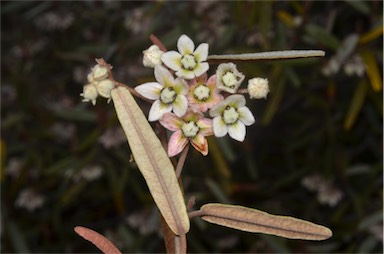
[1,1,383,253]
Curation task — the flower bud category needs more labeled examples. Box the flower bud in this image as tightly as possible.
[80,84,98,105]
[247,77,269,99]
[92,64,109,81]
[96,79,115,99]
[143,45,164,68]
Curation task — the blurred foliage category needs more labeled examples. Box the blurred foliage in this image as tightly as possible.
[1,1,383,253]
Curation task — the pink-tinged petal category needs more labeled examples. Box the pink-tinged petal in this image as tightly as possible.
[173,78,188,95]
[209,100,227,117]
[193,62,209,77]
[159,113,184,131]
[194,43,209,62]
[161,51,182,72]
[176,69,195,80]
[177,34,195,55]
[197,118,213,136]
[148,100,172,121]
[172,95,188,117]
[134,82,162,100]
[227,121,246,142]
[226,94,246,108]
[154,65,175,86]
[238,106,255,126]
[212,116,227,137]
[206,74,217,88]
[168,130,188,157]
[191,134,208,156]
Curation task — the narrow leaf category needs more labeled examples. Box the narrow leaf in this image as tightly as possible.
[344,80,368,130]
[74,226,122,254]
[208,50,325,62]
[360,51,382,92]
[200,203,333,240]
[111,86,190,235]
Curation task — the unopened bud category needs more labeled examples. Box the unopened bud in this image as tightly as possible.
[247,77,269,99]
[92,64,109,81]
[80,84,98,105]
[96,79,115,99]
[143,45,164,68]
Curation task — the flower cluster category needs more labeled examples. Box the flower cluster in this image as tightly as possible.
[135,34,269,157]
[80,62,115,105]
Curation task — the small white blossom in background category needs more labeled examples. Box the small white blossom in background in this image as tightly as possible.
[161,34,209,80]
[216,63,245,93]
[5,157,25,178]
[344,54,365,77]
[321,58,340,76]
[99,127,127,149]
[317,182,343,207]
[34,12,74,31]
[302,174,343,207]
[143,45,164,68]
[125,208,160,235]
[79,165,103,181]
[134,65,188,121]
[124,8,150,36]
[51,122,76,142]
[209,95,255,142]
[248,77,269,99]
[15,189,45,212]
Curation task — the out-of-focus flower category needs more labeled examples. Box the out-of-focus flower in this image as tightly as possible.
[99,127,127,149]
[79,165,103,181]
[80,84,98,105]
[51,122,76,142]
[161,34,209,80]
[187,74,223,112]
[317,182,343,207]
[368,224,383,243]
[124,8,150,36]
[34,12,74,31]
[125,207,160,235]
[143,45,164,68]
[159,110,213,157]
[216,63,245,93]
[15,189,45,211]
[344,54,365,77]
[5,157,24,178]
[134,65,188,121]
[209,95,255,142]
[301,174,326,192]
[247,77,269,99]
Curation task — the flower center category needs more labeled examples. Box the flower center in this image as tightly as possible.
[181,54,197,70]
[222,72,238,89]
[193,85,210,101]
[182,121,199,138]
[160,87,176,104]
[223,106,239,124]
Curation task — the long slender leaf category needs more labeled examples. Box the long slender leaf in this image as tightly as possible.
[344,80,368,130]
[74,226,122,254]
[200,203,333,240]
[111,86,190,235]
[360,51,382,92]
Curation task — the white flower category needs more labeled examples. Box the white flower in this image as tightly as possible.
[80,84,98,105]
[248,77,269,99]
[15,189,45,211]
[216,63,245,93]
[134,65,188,121]
[209,94,255,141]
[161,34,209,80]
[143,45,164,68]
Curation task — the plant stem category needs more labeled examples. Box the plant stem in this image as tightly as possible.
[176,145,189,178]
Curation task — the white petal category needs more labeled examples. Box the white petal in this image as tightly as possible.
[209,100,227,117]
[177,34,195,55]
[226,94,246,108]
[161,51,182,72]
[194,43,209,62]
[227,121,246,142]
[172,95,188,117]
[238,106,255,126]
[154,65,175,85]
[194,62,209,77]
[173,78,188,95]
[148,100,172,121]
[134,82,162,100]
[212,116,228,137]
[175,69,195,80]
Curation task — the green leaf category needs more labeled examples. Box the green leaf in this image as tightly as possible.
[305,24,341,50]
[111,86,190,235]
[360,51,382,92]
[200,203,333,240]
[344,80,368,130]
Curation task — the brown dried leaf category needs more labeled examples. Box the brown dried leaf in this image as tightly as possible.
[200,203,332,240]
[111,86,190,235]
[74,226,122,254]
